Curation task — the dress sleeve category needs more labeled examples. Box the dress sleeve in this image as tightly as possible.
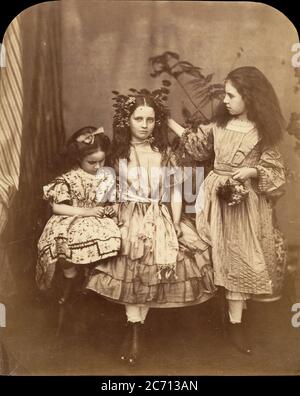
[181,123,214,162]
[255,145,286,195]
[43,176,71,204]
[96,167,117,204]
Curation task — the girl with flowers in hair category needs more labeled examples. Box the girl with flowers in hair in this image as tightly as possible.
[87,90,216,365]
[168,66,287,354]
[36,127,121,333]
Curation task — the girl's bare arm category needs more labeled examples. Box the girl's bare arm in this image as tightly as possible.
[52,203,104,217]
[168,118,185,137]
[170,184,183,237]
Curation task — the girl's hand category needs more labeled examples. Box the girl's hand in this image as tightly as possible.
[104,207,116,218]
[174,223,183,238]
[87,207,105,217]
[232,167,258,182]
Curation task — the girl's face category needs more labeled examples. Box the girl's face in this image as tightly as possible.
[80,150,106,175]
[223,80,247,117]
[129,106,155,142]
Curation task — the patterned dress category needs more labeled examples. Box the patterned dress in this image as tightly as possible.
[86,143,216,307]
[36,167,121,290]
[181,119,287,299]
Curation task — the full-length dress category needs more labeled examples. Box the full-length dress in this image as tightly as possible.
[86,143,216,307]
[181,119,287,299]
[36,167,121,290]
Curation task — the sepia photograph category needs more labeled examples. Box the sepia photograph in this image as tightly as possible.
[0,0,300,378]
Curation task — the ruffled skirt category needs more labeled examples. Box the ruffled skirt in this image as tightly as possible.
[36,215,121,290]
[86,202,216,307]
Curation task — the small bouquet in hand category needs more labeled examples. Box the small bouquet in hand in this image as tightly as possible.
[217,179,249,206]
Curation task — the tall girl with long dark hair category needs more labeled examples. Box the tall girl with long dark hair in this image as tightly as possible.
[168,67,287,354]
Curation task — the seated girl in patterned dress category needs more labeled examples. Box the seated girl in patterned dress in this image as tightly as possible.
[36,127,121,329]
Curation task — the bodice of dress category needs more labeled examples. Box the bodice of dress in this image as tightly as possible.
[183,119,285,196]
[213,119,261,172]
[43,167,116,208]
[117,143,182,203]
[127,143,162,200]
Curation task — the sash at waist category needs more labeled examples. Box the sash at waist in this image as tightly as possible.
[119,191,162,204]
[213,164,238,176]
[213,169,234,176]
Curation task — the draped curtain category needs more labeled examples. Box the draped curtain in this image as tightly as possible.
[0,0,299,297]
[0,2,64,297]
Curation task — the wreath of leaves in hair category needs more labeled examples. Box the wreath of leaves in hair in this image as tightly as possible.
[112,87,170,129]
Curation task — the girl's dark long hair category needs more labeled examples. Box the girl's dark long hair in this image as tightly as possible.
[214,66,285,146]
[53,126,111,177]
[111,95,169,162]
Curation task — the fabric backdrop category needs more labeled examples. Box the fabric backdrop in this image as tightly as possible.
[0,0,299,294]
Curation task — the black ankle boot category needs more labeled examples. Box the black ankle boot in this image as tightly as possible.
[228,323,252,355]
[127,322,143,366]
[55,274,79,337]
[120,323,132,363]
[119,322,144,365]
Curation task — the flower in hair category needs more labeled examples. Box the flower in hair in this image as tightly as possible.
[127,97,136,105]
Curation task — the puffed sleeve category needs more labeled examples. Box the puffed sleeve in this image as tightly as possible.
[181,123,214,162]
[43,176,71,204]
[96,167,117,203]
[255,145,286,195]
